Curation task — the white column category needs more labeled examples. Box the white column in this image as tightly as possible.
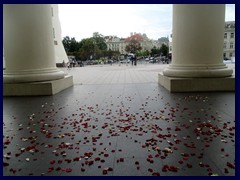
[163,4,233,78]
[3,4,65,83]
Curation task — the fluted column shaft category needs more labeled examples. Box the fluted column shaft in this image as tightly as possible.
[3,4,64,83]
[163,4,233,78]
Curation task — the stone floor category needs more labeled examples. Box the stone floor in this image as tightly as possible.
[3,63,235,176]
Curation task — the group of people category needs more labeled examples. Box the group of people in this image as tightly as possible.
[62,60,77,70]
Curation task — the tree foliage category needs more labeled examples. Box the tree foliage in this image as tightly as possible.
[160,44,169,56]
[62,36,80,53]
[136,50,150,57]
[92,32,107,51]
[150,46,161,56]
[79,38,94,60]
[125,39,142,54]
[150,44,169,57]
[62,32,108,61]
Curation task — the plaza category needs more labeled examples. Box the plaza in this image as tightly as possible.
[3,63,235,176]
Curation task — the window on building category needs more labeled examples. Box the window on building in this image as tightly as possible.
[230,33,234,38]
[230,42,234,49]
[224,33,227,39]
[230,53,232,57]
[223,43,227,49]
[223,53,226,58]
[54,40,58,45]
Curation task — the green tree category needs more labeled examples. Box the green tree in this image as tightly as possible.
[92,32,107,59]
[62,36,80,54]
[77,33,108,60]
[150,46,161,57]
[144,50,150,57]
[62,36,71,53]
[160,44,169,57]
[80,38,95,60]
[92,32,107,51]
[136,50,149,58]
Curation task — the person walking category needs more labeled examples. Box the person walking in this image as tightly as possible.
[67,61,70,70]
[133,54,137,66]
[131,55,134,66]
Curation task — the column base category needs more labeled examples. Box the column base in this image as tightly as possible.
[3,75,73,96]
[163,64,233,78]
[158,73,235,92]
[3,68,65,83]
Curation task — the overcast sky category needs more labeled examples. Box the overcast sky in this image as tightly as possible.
[59,4,235,41]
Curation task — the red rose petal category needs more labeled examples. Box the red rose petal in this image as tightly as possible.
[173,147,178,150]
[58,160,62,164]
[148,154,153,158]
[148,168,153,172]
[48,167,54,173]
[4,139,11,145]
[224,168,229,173]
[9,168,17,174]
[56,167,61,171]
[102,169,108,175]
[95,157,101,161]
[181,153,189,157]
[66,168,72,173]
[227,162,235,169]
[81,168,85,172]
[168,165,178,172]
[104,154,109,157]
[50,160,55,164]
[162,165,168,172]
[73,157,80,161]
[178,160,183,164]
[3,162,9,166]
[152,172,160,176]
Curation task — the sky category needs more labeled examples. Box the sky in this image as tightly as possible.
[58,4,235,41]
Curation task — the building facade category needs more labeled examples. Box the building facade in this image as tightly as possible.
[105,32,166,55]
[125,32,153,52]
[223,21,235,60]
[104,36,126,54]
